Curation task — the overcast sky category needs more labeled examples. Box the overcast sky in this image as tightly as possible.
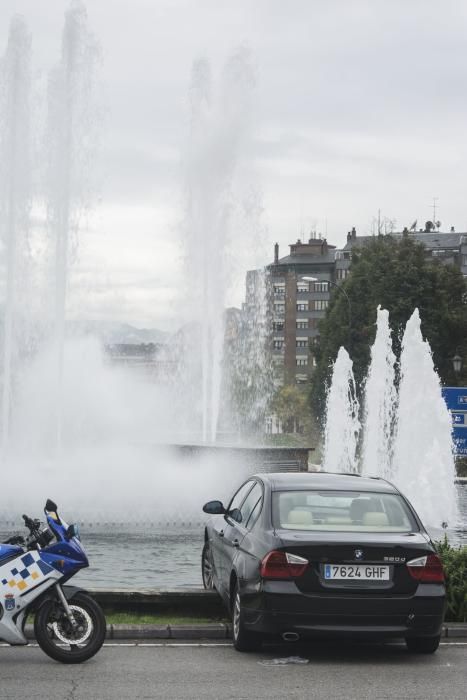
[2,0,467,329]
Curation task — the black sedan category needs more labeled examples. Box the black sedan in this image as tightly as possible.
[202,472,445,653]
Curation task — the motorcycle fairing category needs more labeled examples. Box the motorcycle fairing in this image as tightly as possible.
[0,550,60,645]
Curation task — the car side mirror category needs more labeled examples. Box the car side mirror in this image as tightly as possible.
[203,500,226,515]
[228,508,242,523]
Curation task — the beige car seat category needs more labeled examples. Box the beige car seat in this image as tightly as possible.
[287,509,313,526]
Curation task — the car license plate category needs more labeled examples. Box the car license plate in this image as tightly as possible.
[324,564,390,580]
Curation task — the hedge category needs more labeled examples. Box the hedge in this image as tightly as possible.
[435,538,467,622]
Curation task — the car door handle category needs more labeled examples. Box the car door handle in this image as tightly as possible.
[218,530,224,538]
[232,539,240,547]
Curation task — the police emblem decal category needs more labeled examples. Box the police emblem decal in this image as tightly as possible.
[354,549,364,560]
[4,594,15,611]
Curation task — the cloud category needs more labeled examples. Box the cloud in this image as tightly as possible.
[1,0,467,326]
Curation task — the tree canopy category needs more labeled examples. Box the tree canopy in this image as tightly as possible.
[310,235,467,420]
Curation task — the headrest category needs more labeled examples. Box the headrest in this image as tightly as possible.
[350,498,371,521]
[287,509,313,525]
[362,511,389,526]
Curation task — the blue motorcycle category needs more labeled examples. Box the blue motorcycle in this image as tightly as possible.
[0,499,106,663]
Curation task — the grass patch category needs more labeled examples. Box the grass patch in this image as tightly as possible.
[104,610,229,625]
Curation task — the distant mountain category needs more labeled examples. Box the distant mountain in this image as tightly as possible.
[67,321,169,345]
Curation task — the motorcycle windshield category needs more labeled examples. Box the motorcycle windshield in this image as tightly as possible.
[42,514,89,570]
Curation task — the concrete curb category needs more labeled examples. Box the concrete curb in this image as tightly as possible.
[24,623,232,641]
[105,622,466,640]
[24,622,466,641]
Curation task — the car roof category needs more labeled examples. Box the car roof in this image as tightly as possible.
[256,471,398,494]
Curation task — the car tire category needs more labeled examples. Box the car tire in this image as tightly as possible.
[405,635,441,654]
[231,582,262,652]
[201,542,215,590]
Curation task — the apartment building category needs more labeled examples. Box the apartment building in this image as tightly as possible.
[264,225,467,387]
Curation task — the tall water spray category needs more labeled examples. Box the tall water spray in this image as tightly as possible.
[323,347,361,473]
[361,306,397,478]
[0,16,32,453]
[183,49,255,442]
[46,0,99,449]
[226,266,273,440]
[392,309,459,527]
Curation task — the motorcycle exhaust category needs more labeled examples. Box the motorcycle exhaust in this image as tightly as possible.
[282,632,299,642]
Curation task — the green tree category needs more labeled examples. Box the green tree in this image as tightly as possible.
[310,236,467,420]
[271,385,312,434]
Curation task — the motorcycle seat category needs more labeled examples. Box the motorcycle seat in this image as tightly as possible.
[0,543,22,565]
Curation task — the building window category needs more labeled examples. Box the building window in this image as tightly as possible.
[296,358,308,366]
[314,300,328,311]
[295,374,308,385]
[336,269,349,280]
[296,320,308,329]
[296,339,308,348]
[313,281,328,292]
[273,321,284,331]
[274,303,285,313]
[273,285,285,296]
[297,282,309,293]
[296,302,308,311]
[273,339,284,350]
[462,254,467,266]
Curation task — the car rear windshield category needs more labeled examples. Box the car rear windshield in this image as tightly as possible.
[272,490,418,532]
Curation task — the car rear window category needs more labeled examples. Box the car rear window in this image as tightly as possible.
[272,490,418,532]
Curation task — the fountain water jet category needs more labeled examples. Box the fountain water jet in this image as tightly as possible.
[183,48,255,442]
[45,0,100,451]
[361,306,397,478]
[392,309,459,528]
[0,16,32,454]
[323,347,360,473]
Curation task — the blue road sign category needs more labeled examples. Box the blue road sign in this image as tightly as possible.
[442,387,467,456]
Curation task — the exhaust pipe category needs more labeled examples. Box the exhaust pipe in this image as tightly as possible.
[282,632,299,642]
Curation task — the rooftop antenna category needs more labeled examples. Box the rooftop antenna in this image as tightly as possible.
[431,197,439,226]
[299,194,304,239]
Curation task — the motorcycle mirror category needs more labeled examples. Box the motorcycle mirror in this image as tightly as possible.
[65,523,80,541]
[45,499,58,513]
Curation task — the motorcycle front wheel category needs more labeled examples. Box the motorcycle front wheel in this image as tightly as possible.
[34,592,106,664]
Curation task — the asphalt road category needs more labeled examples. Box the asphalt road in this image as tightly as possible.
[0,640,465,699]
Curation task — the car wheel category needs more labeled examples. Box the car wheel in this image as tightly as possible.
[201,543,215,590]
[405,635,441,654]
[231,582,261,652]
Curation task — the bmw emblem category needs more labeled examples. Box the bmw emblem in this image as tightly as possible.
[354,549,364,560]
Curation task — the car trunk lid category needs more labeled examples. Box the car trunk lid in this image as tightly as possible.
[274,530,433,594]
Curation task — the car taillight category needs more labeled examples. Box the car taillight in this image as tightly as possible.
[406,554,445,583]
[260,551,308,580]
